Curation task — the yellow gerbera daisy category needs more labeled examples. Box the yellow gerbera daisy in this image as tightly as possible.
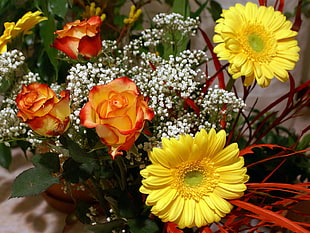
[14,11,47,36]
[0,22,15,53]
[213,2,300,88]
[139,128,249,229]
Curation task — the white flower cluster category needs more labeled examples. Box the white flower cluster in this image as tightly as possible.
[152,13,199,36]
[0,50,25,93]
[196,85,246,130]
[127,49,207,143]
[141,13,199,49]
[0,98,26,145]
[0,50,25,76]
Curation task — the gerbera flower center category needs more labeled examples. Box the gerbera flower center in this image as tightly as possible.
[248,33,264,52]
[238,24,276,63]
[172,159,219,201]
[184,170,204,187]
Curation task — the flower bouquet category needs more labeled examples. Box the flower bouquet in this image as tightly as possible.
[0,0,309,232]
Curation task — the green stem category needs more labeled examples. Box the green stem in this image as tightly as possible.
[226,78,235,92]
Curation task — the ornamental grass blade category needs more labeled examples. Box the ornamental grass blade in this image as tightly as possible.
[239,144,288,157]
[275,0,285,12]
[199,226,213,233]
[246,182,310,193]
[245,148,310,168]
[292,0,303,32]
[198,27,225,89]
[165,222,183,233]
[230,199,309,233]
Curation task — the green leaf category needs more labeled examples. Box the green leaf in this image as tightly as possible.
[35,0,49,15]
[172,0,190,17]
[11,167,59,198]
[127,217,160,233]
[0,78,11,94]
[207,0,222,21]
[0,143,12,170]
[191,0,209,18]
[32,152,60,173]
[62,158,95,183]
[50,0,68,19]
[162,0,191,59]
[39,16,59,82]
[297,133,310,150]
[113,156,127,191]
[59,135,96,163]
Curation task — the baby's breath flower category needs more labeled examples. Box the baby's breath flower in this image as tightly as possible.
[152,13,199,36]
[0,50,25,93]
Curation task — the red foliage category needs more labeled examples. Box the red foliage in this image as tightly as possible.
[198,28,225,90]
[165,222,183,233]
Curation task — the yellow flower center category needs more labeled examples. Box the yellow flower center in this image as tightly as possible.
[172,159,219,201]
[238,24,276,63]
[184,170,204,187]
[248,33,264,52]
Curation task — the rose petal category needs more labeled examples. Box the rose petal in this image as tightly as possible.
[51,37,79,59]
[27,114,69,137]
[107,77,139,94]
[49,90,71,121]
[78,34,102,58]
[79,102,99,128]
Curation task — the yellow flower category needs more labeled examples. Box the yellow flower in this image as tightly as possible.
[0,11,47,54]
[123,5,142,25]
[140,128,249,229]
[0,22,15,53]
[213,2,300,88]
[14,11,47,36]
[81,2,106,21]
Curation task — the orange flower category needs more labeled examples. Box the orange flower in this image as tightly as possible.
[51,16,102,59]
[15,83,71,137]
[80,77,154,158]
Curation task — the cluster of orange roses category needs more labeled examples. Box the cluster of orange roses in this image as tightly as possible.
[15,16,154,158]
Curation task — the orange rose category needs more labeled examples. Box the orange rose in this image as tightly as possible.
[51,16,102,59]
[80,77,154,158]
[15,83,71,137]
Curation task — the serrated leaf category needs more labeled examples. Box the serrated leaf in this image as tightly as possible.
[127,217,160,233]
[0,143,12,170]
[32,152,60,173]
[11,167,59,198]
